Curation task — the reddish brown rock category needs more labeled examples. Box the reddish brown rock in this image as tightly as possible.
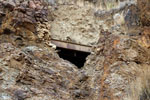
[137,0,150,26]
[1,0,150,100]
[0,0,50,42]
[83,30,150,100]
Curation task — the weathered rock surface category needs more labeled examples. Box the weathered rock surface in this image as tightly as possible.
[50,0,139,45]
[0,43,80,100]
[0,1,91,100]
[0,0,51,42]
[83,29,150,100]
[0,0,150,100]
[51,5,100,45]
[137,0,150,26]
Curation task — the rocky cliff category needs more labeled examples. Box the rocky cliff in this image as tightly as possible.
[0,0,150,100]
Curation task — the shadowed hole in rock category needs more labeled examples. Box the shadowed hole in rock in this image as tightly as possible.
[56,47,90,68]
[3,28,12,34]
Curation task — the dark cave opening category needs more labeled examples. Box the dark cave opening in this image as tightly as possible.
[3,28,12,34]
[56,47,90,68]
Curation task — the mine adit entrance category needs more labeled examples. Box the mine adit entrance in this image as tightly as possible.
[51,39,91,68]
[57,47,90,68]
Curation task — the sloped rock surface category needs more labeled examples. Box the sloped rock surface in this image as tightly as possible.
[0,1,82,100]
[83,30,150,100]
[1,0,150,100]
[0,42,82,100]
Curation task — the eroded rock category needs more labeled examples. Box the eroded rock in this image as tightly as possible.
[0,0,150,100]
[83,30,150,100]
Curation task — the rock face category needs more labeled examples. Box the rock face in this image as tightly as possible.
[50,0,138,45]
[83,30,150,100]
[0,43,80,100]
[0,0,150,100]
[51,5,100,45]
[0,0,51,42]
[0,1,84,100]
[137,0,150,26]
